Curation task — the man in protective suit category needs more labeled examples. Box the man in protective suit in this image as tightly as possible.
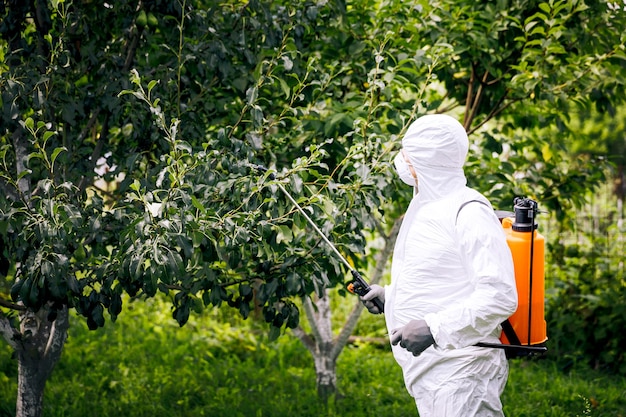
[361,114,518,416]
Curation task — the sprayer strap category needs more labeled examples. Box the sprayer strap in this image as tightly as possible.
[457,200,525,347]
[455,199,490,225]
[501,319,522,346]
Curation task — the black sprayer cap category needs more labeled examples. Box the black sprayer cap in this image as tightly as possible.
[512,197,538,232]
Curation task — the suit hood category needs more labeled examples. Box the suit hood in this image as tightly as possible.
[401,114,469,201]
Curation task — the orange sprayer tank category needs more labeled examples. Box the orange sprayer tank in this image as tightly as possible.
[500,198,548,346]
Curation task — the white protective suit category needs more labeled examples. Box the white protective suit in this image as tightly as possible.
[385,114,518,416]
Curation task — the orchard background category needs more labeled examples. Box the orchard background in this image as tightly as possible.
[1,1,625,416]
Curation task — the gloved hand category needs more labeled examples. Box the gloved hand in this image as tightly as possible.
[360,284,385,315]
[390,319,435,356]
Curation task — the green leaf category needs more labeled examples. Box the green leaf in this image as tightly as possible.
[17,169,32,181]
[92,303,105,328]
[246,86,258,105]
[129,68,141,85]
[286,304,299,328]
[50,0,65,9]
[109,293,123,318]
[147,79,159,93]
[538,3,551,14]
[524,12,547,29]
[279,78,291,99]
[10,279,25,301]
[268,325,281,341]
[67,274,81,293]
[42,130,56,144]
[209,287,226,306]
[276,225,292,244]
[130,179,141,192]
[285,272,301,294]
[191,196,205,211]
[50,146,67,166]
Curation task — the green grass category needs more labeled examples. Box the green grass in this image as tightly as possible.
[504,358,626,417]
[1,299,625,417]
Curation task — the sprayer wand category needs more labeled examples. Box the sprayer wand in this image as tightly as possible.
[252,164,384,312]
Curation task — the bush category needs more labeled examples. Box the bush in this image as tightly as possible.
[545,219,626,375]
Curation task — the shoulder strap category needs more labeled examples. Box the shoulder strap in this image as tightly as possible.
[455,199,490,225]
[456,199,524,348]
[501,319,522,345]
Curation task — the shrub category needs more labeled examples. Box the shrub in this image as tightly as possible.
[545,219,626,375]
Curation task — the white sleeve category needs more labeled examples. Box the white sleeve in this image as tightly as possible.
[424,203,518,349]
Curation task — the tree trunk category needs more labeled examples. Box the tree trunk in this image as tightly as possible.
[13,305,69,417]
[313,344,338,403]
[293,217,403,404]
[295,291,338,405]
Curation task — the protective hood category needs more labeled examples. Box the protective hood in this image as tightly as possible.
[401,114,469,201]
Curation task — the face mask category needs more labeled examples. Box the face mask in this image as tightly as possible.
[394,151,418,188]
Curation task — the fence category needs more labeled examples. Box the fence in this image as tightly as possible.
[542,184,625,278]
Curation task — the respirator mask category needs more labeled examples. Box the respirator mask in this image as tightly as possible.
[394,150,418,189]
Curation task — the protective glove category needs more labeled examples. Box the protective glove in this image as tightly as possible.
[360,284,385,315]
[390,319,435,356]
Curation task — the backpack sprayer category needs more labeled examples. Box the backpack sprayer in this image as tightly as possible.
[495,198,548,355]
[474,197,548,355]
[253,165,546,355]
[252,164,384,313]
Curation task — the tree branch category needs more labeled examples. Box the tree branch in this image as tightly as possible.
[0,297,27,311]
[295,295,324,353]
[290,326,316,353]
[331,216,402,361]
[465,70,490,131]
[467,94,519,136]
[42,307,69,374]
[463,64,476,130]
[0,313,20,350]
[76,109,101,145]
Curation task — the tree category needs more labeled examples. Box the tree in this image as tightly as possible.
[0,1,370,415]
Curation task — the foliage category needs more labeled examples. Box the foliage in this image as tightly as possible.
[466,120,610,222]
[0,0,456,336]
[545,214,626,376]
[0,0,391,334]
[423,0,626,127]
[414,0,626,217]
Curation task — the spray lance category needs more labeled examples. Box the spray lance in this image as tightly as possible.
[251,165,549,355]
[252,164,384,312]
